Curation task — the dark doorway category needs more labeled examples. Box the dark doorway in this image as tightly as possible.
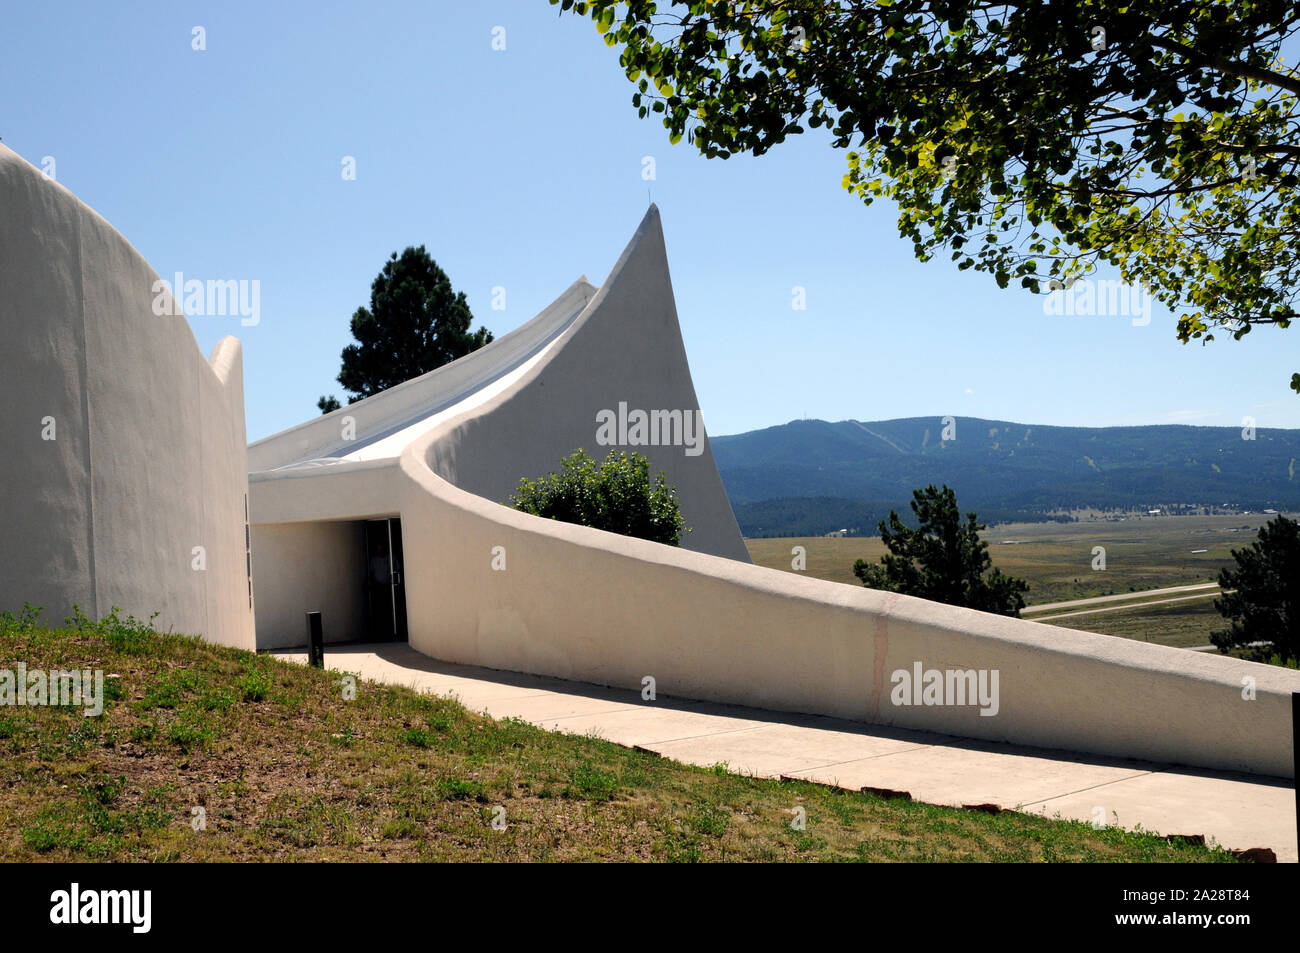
[364,518,408,642]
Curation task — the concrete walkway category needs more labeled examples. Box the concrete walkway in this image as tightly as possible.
[269,642,1297,861]
[1034,591,1221,622]
[1022,583,1219,615]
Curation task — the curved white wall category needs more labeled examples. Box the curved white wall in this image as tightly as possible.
[381,212,1300,778]
[240,200,1300,779]
[398,438,1300,778]
[0,146,254,648]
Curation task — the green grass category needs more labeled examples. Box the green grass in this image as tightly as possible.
[0,607,1242,862]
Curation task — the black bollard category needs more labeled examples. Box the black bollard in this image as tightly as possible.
[306,611,324,668]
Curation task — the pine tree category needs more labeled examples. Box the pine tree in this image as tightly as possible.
[319,246,493,409]
[853,485,1028,616]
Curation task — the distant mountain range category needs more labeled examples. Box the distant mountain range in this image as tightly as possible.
[712,417,1300,537]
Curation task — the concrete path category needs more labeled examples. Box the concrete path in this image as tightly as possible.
[269,643,1297,861]
[1036,591,1222,622]
[1023,582,1219,615]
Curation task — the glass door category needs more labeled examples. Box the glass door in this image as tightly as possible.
[364,518,408,642]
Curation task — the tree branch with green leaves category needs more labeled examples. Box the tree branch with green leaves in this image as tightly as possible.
[555,0,1300,388]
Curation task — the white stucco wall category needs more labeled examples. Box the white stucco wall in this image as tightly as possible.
[248,460,403,648]
[398,440,1300,779]
[249,521,367,649]
[0,145,254,648]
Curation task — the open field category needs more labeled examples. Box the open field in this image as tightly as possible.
[0,610,1236,863]
[746,512,1291,650]
[1045,598,1225,649]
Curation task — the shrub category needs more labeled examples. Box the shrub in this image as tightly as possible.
[237,668,273,703]
[510,448,688,545]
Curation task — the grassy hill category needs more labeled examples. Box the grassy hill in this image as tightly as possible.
[0,608,1238,862]
[714,417,1300,533]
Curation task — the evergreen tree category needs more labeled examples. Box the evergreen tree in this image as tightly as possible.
[853,485,1028,616]
[319,246,493,409]
[1212,514,1300,663]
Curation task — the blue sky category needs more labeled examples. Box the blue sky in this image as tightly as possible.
[4,1,1296,441]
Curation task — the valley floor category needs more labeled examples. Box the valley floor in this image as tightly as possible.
[746,513,1295,653]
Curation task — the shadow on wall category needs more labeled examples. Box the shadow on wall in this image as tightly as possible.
[0,145,254,649]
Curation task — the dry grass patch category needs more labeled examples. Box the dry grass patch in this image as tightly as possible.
[0,606,1240,863]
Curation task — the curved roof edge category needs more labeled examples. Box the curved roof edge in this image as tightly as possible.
[416,203,752,562]
[248,276,596,471]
